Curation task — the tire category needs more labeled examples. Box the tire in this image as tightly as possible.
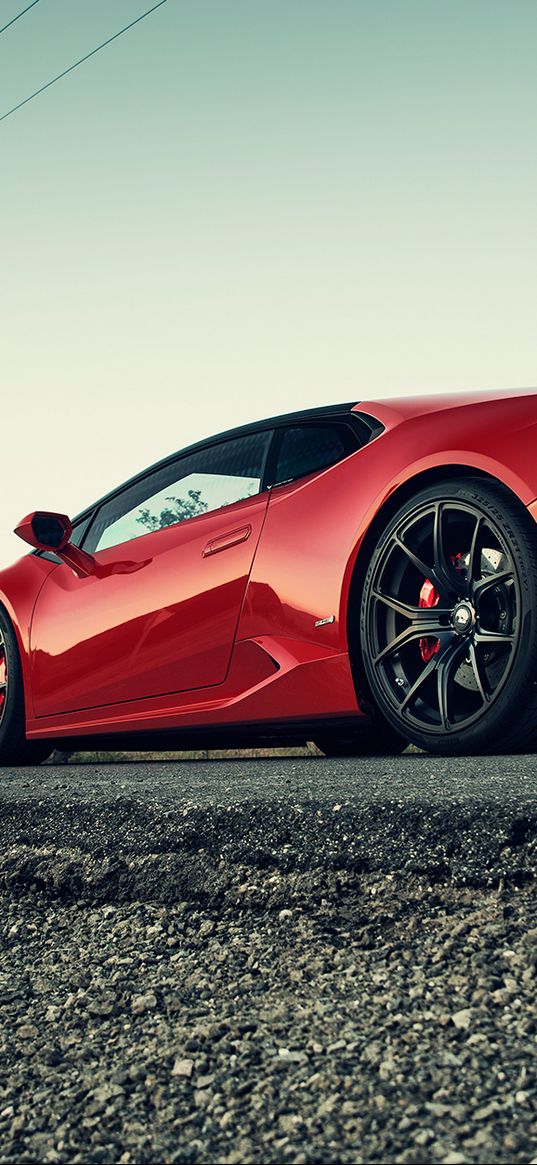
[360,478,537,755]
[0,610,52,766]
[314,717,406,757]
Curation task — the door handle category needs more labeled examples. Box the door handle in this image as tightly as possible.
[202,525,252,557]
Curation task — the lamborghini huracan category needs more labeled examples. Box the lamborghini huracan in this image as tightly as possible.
[2,389,537,764]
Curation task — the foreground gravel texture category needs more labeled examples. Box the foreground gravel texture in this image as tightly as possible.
[1,755,537,1164]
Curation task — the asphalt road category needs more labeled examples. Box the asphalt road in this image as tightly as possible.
[2,754,537,1164]
[1,752,537,898]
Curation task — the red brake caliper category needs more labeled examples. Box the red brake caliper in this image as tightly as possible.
[419,553,466,662]
[0,650,6,713]
[419,578,440,662]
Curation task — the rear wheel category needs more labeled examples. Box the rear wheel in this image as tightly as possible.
[360,478,537,755]
[0,611,52,766]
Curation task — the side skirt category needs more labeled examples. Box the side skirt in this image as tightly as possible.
[26,636,362,741]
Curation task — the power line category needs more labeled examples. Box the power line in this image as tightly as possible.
[0,0,170,123]
[0,0,42,38]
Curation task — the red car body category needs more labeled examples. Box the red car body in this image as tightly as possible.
[2,389,537,755]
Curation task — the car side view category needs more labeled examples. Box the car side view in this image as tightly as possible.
[1,389,537,765]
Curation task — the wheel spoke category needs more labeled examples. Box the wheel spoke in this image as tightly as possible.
[436,660,450,730]
[371,590,418,619]
[432,503,461,597]
[394,536,440,590]
[414,609,451,630]
[436,641,466,731]
[473,568,514,597]
[468,515,485,585]
[372,590,451,625]
[467,642,490,705]
[474,628,516,646]
[374,623,454,666]
[399,654,438,712]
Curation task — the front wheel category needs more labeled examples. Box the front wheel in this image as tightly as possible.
[0,611,52,766]
[360,478,537,755]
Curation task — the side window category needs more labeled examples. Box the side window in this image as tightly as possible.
[70,516,93,547]
[271,423,359,486]
[85,431,272,554]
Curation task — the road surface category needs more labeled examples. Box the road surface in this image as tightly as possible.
[1,754,537,1164]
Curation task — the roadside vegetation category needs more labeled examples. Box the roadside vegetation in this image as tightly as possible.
[50,745,322,764]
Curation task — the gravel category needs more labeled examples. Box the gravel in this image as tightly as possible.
[1,756,537,1163]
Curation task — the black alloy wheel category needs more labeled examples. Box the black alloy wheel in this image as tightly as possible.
[360,478,537,755]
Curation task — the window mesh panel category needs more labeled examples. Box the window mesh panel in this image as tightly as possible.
[274,425,353,484]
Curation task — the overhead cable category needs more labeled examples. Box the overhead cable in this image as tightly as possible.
[0,0,42,38]
[0,0,170,123]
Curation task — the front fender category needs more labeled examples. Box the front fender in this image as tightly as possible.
[0,554,58,721]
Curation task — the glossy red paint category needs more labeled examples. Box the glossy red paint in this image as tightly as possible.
[355,391,537,505]
[0,389,536,749]
[239,392,537,664]
[25,639,358,739]
[29,492,270,715]
[0,554,57,715]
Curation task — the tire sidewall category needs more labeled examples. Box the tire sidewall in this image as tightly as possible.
[360,479,537,755]
[0,609,51,765]
[0,610,24,754]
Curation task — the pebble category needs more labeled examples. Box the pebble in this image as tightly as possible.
[450,1008,473,1030]
[130,992,157,1015]
[171,1058,194,1078]
[16,1024,39,1040]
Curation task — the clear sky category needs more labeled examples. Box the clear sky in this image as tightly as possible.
[1,0,536,566]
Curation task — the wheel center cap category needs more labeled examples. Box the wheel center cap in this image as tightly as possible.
[452,601,475,635]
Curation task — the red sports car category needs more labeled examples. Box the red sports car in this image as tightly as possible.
[2,389,537,764]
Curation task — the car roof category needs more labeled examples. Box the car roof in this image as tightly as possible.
[177,400,361,448]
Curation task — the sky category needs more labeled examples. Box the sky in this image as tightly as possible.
[1,0,537,566]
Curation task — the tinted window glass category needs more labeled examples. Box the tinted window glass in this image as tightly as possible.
[272,423,357,486]
[70,516,92,547]
[86,430,272,553]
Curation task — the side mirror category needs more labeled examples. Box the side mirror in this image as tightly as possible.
[15,511,73,552]
[14,511,96,578]
[14,511,152,580]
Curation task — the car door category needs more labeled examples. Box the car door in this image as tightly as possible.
[30,430,273,715]
[237,419,366,645]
